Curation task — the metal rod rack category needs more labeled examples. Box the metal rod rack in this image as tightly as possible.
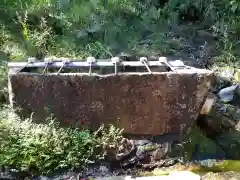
[8,57,188,75]
[8,59,167,68]
[8,60,167,68]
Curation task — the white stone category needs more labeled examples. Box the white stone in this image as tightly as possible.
[218,84,239,102]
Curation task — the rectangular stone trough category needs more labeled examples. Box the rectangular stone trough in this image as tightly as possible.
[8,58,214,136]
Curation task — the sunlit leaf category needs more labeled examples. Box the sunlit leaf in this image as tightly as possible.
[234,69,240,82]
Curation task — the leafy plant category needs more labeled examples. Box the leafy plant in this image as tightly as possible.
[0,106,125,175]
[0,110,92,174]
[92,124,124,159]
[0,60,8,103]
[16,11,53,59]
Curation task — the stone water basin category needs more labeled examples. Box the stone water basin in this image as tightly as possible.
[8,62,214,136]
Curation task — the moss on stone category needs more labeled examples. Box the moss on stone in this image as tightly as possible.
[183,127,225,160]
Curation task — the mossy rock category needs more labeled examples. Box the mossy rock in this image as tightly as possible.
[183,127,225,160]
[215,131,240,159]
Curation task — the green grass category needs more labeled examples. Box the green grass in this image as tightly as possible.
[0,106,123,175]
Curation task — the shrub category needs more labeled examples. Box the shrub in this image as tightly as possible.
[0,60,8,103]
[93,124,124,159]
[0,107,124,175]
[0,107,95,174]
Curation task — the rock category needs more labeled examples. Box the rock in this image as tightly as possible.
[183,127,226,161]
[192,142,226,161]
[161,158,178,167]
[200,93,217,115]
[199,108,237,134]
[202,171,240,180]
[218,85,239,103]
[120,139,174,168]
[168,171,200,180]
[83,164,112,177]
[103,137,176,169]
[95,175,132,180]
[149,143,169,162]
[215,132,240,159]
[134,176,169,180]
[198,103,240,159]
[99,165,109,174]
[235,121,240,131]
[132,171,200,180]
[152,167,172,176]
[236,85,240,97]
[32,176,50,180]
[197,159,220,168]
[212,75,232,93]
[214,103,240,122]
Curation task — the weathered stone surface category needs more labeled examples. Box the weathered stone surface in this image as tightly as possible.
[94,171,201,180]
[168,171,200,180]
[8,69,213,135]
[201,171,240,180]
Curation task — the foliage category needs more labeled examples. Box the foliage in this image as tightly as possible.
[1,0,166,59]
[93,124,124,158]
[0,61,7,93]
[0,60,8,103]
[0,107,93,174]
[0,107,124,175]
[0,0,238,66]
